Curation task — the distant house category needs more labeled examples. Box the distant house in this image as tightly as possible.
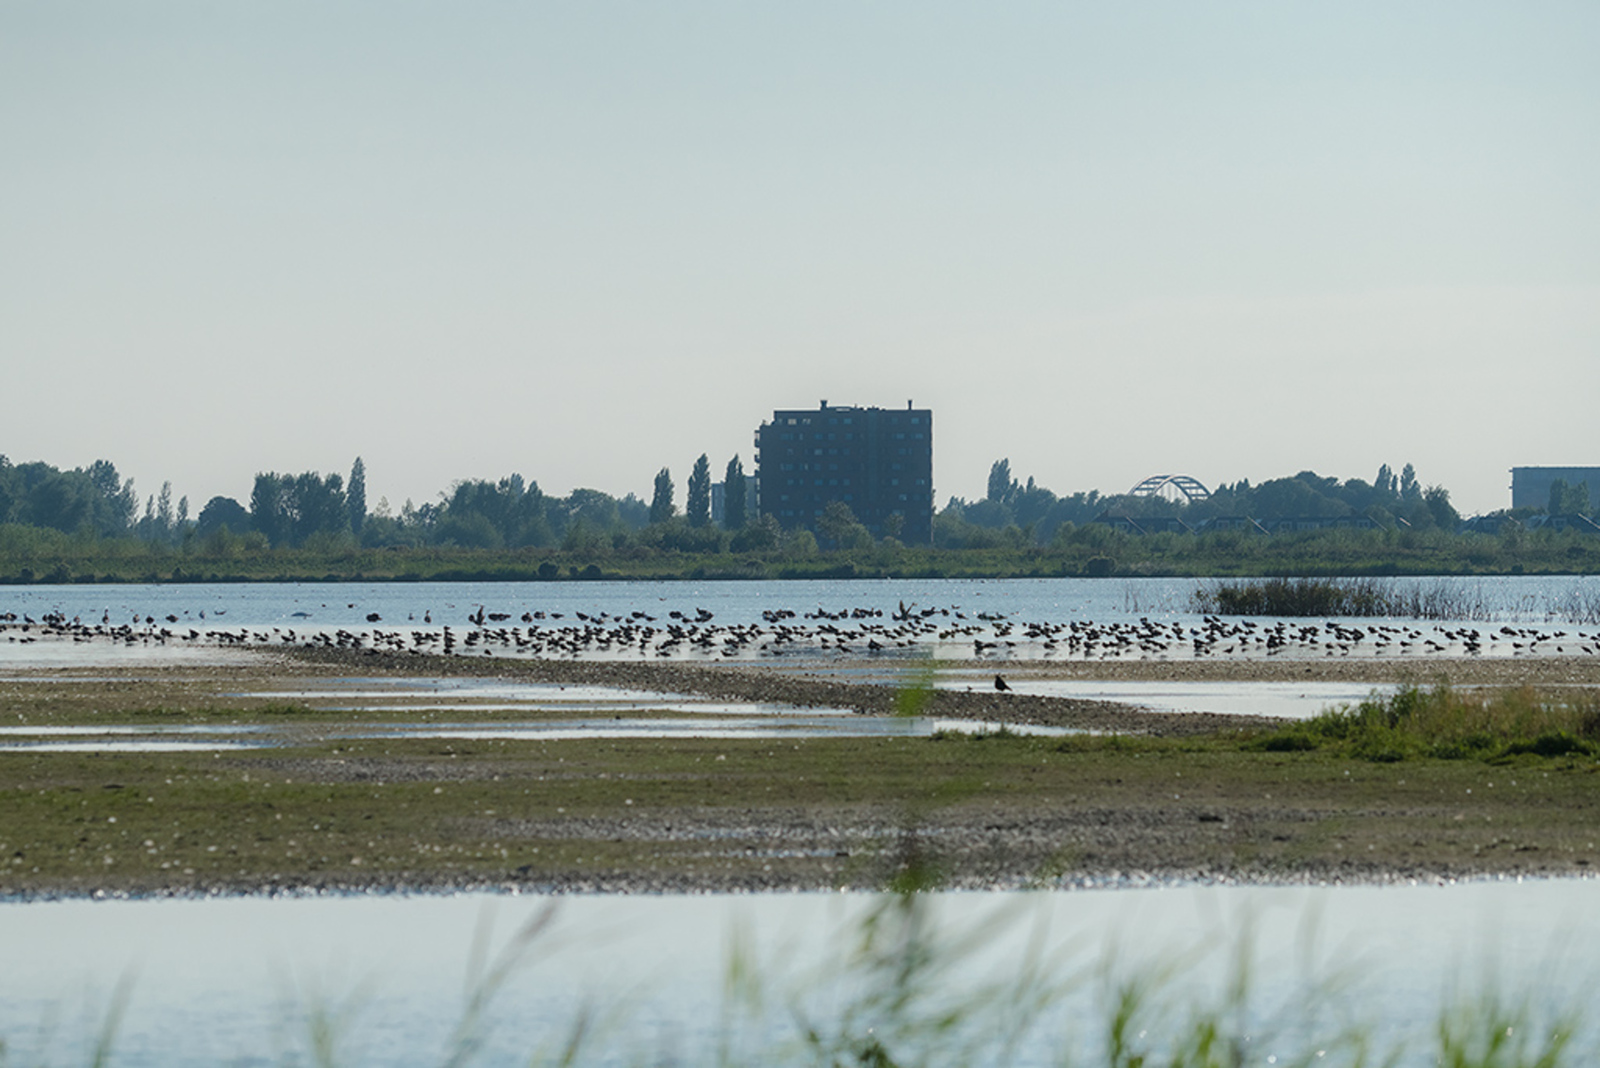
[1458,513,1520,535]
[1524,513,1600,535]
[1090,512,1194,536]
[1257,515,1379,534]
[1197,516,1270,535]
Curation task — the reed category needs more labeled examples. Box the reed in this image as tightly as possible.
[1192,578,1499,620]
[1191,577,1396,617]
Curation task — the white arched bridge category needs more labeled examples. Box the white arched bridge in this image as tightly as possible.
[1128,474,1211,503]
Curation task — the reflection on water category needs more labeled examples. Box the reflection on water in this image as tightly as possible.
[941,675,1390,719]
[0,740,264,753]
[0,670,1079,750]
[0,880,1595,1066]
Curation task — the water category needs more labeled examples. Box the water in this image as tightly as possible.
[938,674,1386,719]
[0,881,1595,1066]
[8,577,1600,672]
[6,575,1600,632]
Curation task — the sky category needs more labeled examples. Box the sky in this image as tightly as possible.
[3,2,1597,518]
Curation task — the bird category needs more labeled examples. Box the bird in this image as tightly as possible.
[994,675,1011,692]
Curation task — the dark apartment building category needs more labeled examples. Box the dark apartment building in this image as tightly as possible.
[754,401,933,544]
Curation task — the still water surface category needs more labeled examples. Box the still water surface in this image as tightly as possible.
[6,575,1600,632]
[1,881,1596,1066]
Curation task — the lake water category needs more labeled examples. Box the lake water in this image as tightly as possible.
[6,575,1600,632]
[1,880,1596,1066]
[7,576,1600,678]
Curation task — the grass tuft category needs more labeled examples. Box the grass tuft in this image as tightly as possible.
[1248,685,1600,762]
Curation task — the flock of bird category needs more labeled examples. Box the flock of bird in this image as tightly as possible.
[3,603,1599,662]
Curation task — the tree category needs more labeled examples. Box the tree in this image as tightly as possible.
[987,459,1015,505]
[196,496,251,538]
[686,454,711,528]
[1375,464,1396,498]
[250,474,287,546]
[723,455,747,530]
[816,500,871,550]
[289,472,347,545]
[86,459,137,535]
[1399,463,1420,502]
[1547,479,1570,515]
[1423,486,1460,530]
[348,457,367,538]
[155,481,174,542]
[1549,479,1591,517]
[1568,481,1592,517]
[649,468,675,524]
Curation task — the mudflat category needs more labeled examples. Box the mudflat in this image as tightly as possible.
[1,647,1597,898]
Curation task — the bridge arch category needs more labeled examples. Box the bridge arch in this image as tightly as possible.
[1128,474,1211,504]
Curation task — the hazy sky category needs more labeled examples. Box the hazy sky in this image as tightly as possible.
[4,3,1596,517]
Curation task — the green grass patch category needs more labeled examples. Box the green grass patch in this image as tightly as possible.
[1248,684,1600,762]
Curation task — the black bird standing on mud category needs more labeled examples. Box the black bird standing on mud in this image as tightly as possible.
[994,674,1011,692]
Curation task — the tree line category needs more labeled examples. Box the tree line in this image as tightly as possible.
[0,452,784,554]
[0,450,1589,558]
[932,461,1472,549]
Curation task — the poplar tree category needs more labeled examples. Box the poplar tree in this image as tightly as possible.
[649,468,675,524]
[348,457,367,537]
[723,455,747,530]
[156,481,174,542]
[987,459,1015,505]
[687,454,711,528]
